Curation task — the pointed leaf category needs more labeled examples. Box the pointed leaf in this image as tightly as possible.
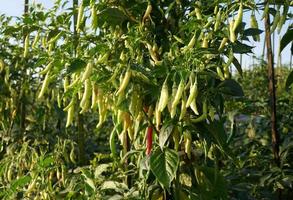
[150,148,179,188]
[285,70,293,91]
[232,41,254,54]
[10,175,31,191]
[232,56,243,76]
[280,28,293,53]
[85,178,96,191]
[38,155,54,168]
[47,29,60,42]
[243,28,263,36]
[203,120,227,150]
[198,166,228,198]
[218,79,244,97]
[67,58,87,74]
[97,8,128,27]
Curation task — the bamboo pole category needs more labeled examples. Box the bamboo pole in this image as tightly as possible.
[265,2,283,198]
[73,0,79,56]
[264,1,280,167]
[24,0,29,13]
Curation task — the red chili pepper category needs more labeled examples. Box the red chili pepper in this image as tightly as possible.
[143,106,149,113]
[146,126,153,156]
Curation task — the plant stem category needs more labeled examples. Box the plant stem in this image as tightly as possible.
[73,0,79,56]
[77,112,85,165]
[262,34,266,60]
[123,129,131,187]
[264,1,280,168]
[265,2,282,198]
[20,0,29,136]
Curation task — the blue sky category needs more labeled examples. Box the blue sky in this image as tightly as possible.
[0,0,292,68]
[0,0,55,16]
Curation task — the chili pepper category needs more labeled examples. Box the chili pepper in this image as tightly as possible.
[184,131,192,159]
[271,9,280,33]
[202,35,209,48]
[186,75,198,108]
[278,5,289,33]
[217,66,225,80]
[39,61,53,75]
[91,1,98,30]
[250,13,260,41]
[179,93,187,120]
[66,105,74,127]
[110,124,118,159]
[81,61,93,82]
[146,126,153,156]
[191,101,208,123]
[172,79,185,111]
[38,71,51,99]
[116,69,131,96]
[80,79,92,113]
[32,29,40,48]
[23,34,29,58]
[233,2,243,32]
[218,37,228,51]
[229,20,236,43]
[158,78,169,112]
[155,102,161,130]
[91,83,97,109]
[214,10,221,31]
[143,4,152,21]
[76,1,84,32]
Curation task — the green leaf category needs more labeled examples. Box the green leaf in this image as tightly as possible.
[34,57,47,68]
[47,29,60,42]
[243,28,263,36]
[232,41,253,54]
[97,8,128,27]
[285,70,293,91]
[280,28,293,53]
[150,148,179,188]
[203,120,228,150]
[218,79,244,97]
[232,56,243,76]
[38,155,54,168]
[10,175,31,191]
[197,166,228,198]
[159,124,173,150]
[85,177,96,191]
[67,58,87,74]
[81,168,96,191]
